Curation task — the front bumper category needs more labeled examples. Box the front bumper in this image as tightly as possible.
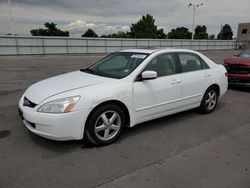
[227,73,250,87]
[18,104,90,141]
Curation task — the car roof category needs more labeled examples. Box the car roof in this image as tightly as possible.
[120,49,159,54]
[120,48,197,54]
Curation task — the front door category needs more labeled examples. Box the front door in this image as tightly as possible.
[133,53,182,124]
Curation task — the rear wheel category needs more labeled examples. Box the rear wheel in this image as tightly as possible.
[85,104,125,146]
[198,86,219,114]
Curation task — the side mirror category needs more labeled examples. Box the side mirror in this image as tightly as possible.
[233,54,238,57]
[141,71,157,80]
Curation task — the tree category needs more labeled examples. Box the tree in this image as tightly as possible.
[82,28,98,37]
[209,34,215,40]
[130,14,166,39]
[101,31,131,38]
[167,27,192,39]
[116,31,131,38]
[194,25,208,39]
[30,22,69,36]
[44,22,57,33]
[217,24,233,40]
[157,28,167,39]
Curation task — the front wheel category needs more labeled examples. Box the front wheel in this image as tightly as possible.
[85,104,125,146]
[198,87,219,114]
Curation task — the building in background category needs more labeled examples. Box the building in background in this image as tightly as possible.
[237,23,250,49]
[237,23,250,41]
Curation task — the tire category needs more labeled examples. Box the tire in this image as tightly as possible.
[198,86,219,114]
[85,104,125,146]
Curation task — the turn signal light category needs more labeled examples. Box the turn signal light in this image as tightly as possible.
[63,103,76,113]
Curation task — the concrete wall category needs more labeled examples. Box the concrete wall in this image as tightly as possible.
[0,35,237,55]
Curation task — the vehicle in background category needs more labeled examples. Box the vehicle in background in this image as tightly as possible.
[18,49,228,146]
[224,49,250,87]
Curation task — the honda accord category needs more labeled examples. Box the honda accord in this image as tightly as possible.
[18,49,228,145]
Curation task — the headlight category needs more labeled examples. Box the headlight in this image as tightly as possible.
[37,96,80,113]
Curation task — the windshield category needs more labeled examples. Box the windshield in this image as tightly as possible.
[82,52,148,79]
[239,49,250,57]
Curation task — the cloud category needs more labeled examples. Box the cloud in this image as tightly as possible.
[68,20,96,30]
[67,19,130,36]
[0,0,250,36]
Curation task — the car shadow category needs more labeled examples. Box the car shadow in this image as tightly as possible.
[121,110,196,139]
[28,108,198,152]
[29,104,225,151]
[28,132,84,153]
[228,85,250,93]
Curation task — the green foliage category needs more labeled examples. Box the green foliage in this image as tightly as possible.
[194,25,208,39]
[157,28,167,39]
[167,27,192,39]
[209,34,215,40]
[217,24,233,40]
[82,28,98,37]
[30,22,69,37]
[130,14,166,39]
[101,31,131,38]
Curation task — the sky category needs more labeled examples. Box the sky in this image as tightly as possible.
[0,0,249,37]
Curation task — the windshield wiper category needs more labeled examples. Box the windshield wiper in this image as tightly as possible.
[80,68,95,74]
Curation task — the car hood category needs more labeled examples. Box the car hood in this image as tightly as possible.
[25,71,115,104]
[224,57,250,66]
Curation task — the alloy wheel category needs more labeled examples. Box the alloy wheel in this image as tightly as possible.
[205,90,217,111]
[94,110,121,141]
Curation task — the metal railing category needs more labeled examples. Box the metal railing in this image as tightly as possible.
[0,35,238,55]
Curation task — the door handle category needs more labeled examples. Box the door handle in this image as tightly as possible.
[204,73,211,78]
[171,80,181,85]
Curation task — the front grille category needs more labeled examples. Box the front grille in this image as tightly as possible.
[224,64,250,74]
[23,97,37,108]
[228,77,250,83]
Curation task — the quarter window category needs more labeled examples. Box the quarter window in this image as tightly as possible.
[144,53,177,77]
[200,58,210,69]
[178,53,203,72]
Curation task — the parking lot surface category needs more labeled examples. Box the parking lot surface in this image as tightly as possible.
[0,50,250,188]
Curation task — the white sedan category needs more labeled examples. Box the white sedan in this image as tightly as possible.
[18,49,228,145]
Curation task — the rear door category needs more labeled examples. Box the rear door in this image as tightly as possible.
[177,52,212,107]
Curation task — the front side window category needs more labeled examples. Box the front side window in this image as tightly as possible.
[83,52,148,79]
[178,53,203,72]
[143,53,177,77]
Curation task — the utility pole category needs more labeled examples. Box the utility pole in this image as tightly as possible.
[8,0,14,36]
[188,2,203,40]
[220,23,223,40]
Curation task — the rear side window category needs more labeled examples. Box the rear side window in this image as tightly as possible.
[144,53,177,77]
[178,53,207,73]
